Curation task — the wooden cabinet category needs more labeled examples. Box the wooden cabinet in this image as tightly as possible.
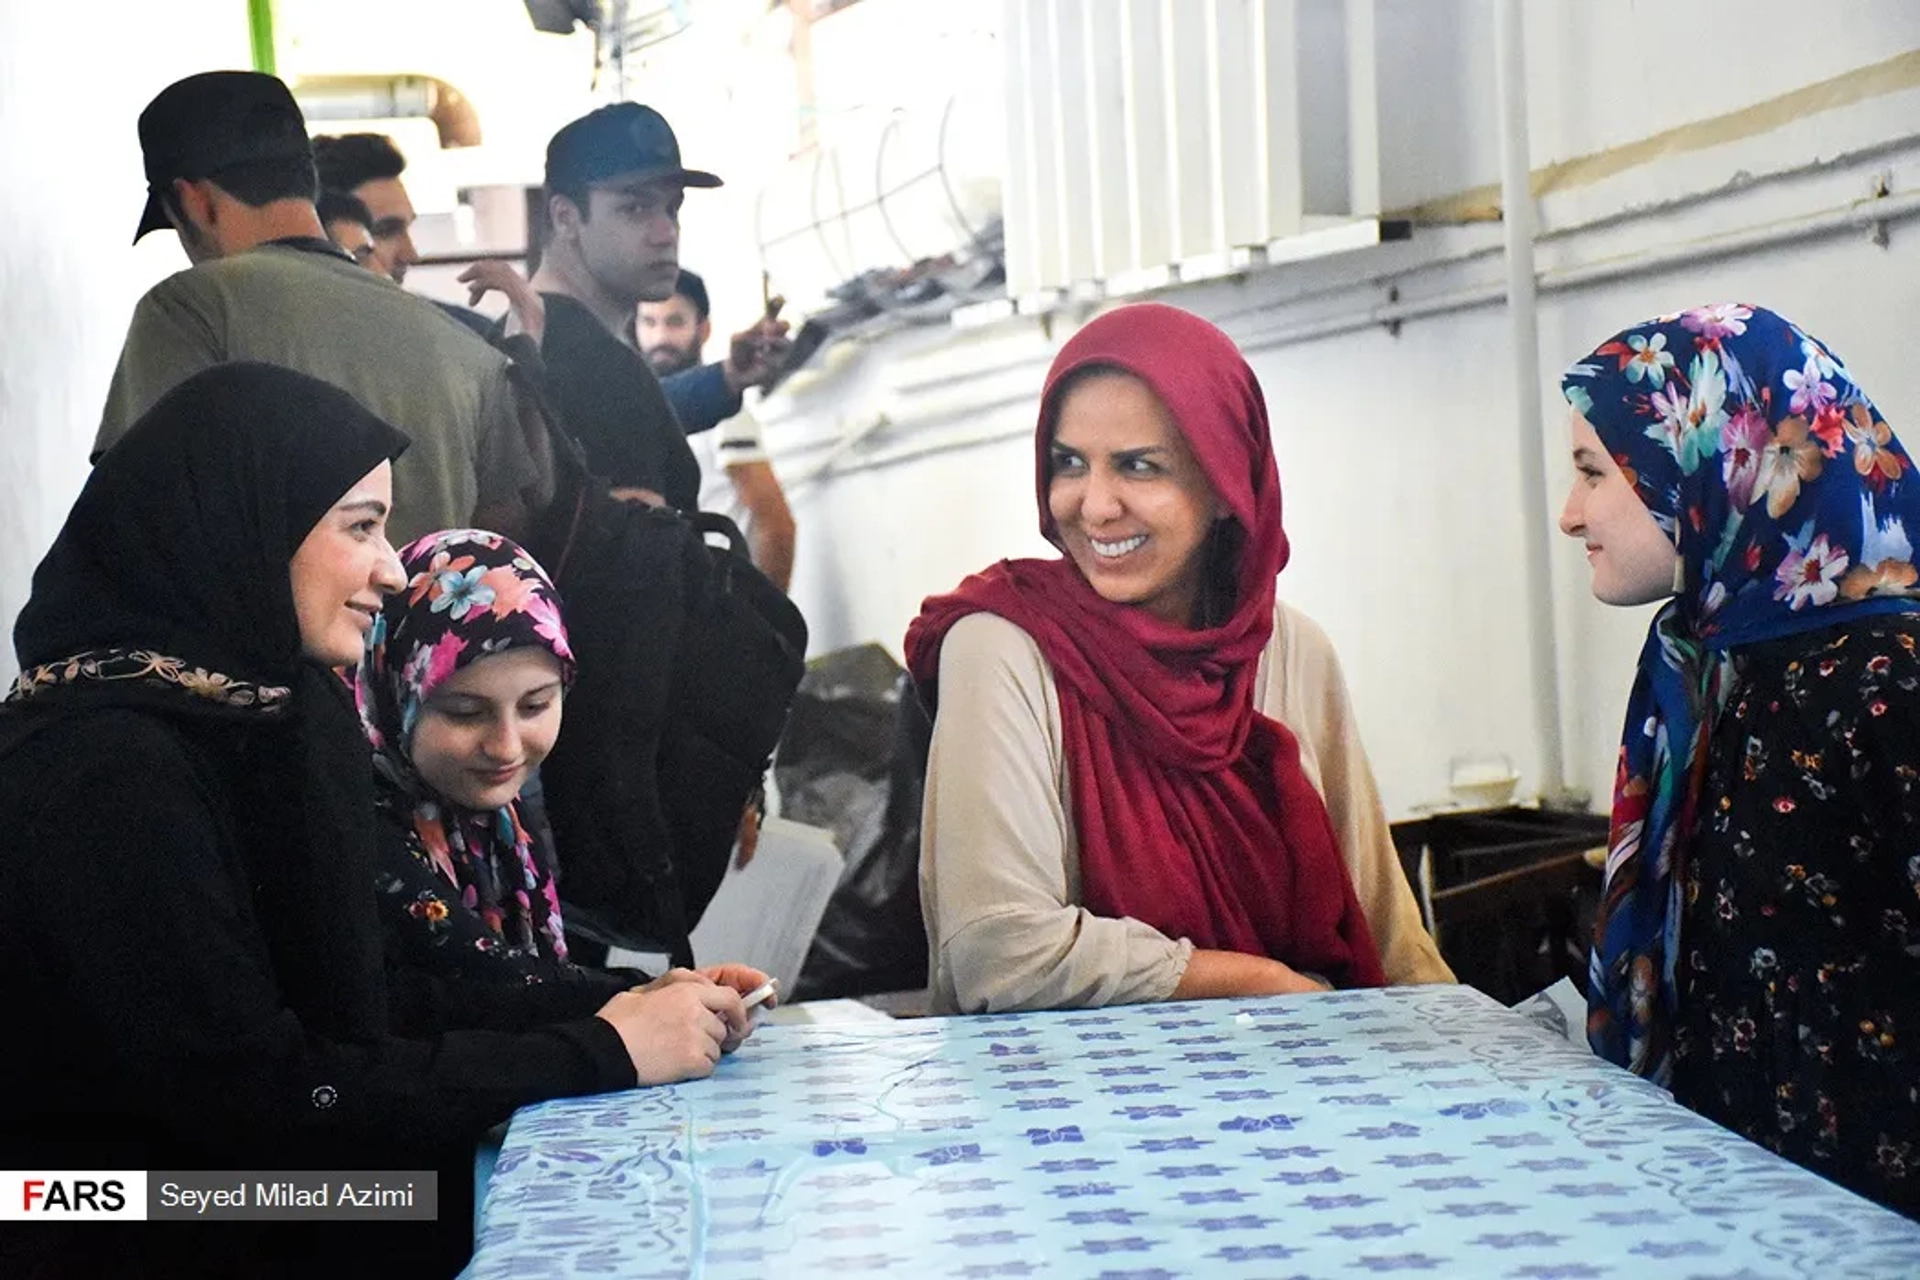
[1391,807,1609,1005]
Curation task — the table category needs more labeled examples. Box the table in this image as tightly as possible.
[471,985,1920,1278]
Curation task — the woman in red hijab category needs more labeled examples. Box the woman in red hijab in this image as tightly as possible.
[906,304,1450,1013]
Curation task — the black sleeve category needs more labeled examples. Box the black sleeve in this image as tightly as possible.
[14,726,637,1160]
[386,962,634,1036]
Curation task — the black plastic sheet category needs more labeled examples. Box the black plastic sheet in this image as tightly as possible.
[775,645,933,1000]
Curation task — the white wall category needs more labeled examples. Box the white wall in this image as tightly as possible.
[1375,0,1920,209]
[0,4,252,685]
[762,1,1920,820]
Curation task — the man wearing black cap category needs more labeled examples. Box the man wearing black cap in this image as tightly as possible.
[125,69,327,262]
[528,102,783,509]
[96,70,552,548]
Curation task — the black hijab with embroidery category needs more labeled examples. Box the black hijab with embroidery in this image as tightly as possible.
[9,362,409,1039]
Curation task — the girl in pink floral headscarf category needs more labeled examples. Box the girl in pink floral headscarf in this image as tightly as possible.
[357,528,581,981]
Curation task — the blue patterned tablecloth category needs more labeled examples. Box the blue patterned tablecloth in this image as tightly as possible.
[471,985,1920,1278]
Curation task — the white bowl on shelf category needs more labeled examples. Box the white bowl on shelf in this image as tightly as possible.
[1447,772,1520,810]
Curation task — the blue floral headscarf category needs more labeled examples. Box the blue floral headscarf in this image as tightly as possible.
[1563,303,1920,1083]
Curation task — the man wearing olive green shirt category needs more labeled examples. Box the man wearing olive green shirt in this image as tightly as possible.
[97,70,550,548]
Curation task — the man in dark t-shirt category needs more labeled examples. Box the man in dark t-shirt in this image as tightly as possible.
[539,295,703,509]
[526,103,720,509]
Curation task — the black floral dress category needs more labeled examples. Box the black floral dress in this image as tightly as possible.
[1676,617,1920,1217]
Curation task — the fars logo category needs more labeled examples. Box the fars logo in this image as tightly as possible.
[0,1172,148,1221]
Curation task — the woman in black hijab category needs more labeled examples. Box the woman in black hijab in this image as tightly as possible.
[0,364,748,1277]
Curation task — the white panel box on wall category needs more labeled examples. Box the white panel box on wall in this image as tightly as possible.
[1001,0,1383,299]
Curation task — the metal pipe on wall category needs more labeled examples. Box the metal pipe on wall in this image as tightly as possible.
[790,160,1920,468]
[779,185,1920,487]
[1233,188,1920,353]
[1493,0,1568,806]
[293,76,483,149]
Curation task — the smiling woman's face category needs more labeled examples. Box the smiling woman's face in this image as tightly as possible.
[1558,410,1678,606]
[288,461,405,667]
[1046,370,1226,627]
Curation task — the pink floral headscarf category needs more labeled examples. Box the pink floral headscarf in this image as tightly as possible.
[357,529,577,965]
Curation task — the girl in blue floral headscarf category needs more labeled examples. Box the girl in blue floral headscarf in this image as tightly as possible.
[358,529,585,982]
[1562,303,1920,1215]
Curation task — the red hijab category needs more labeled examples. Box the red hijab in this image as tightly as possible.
[904,303,1385,989]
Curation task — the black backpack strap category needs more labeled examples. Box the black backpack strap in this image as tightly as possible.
[683,509,750,562]
[498,338,603,580]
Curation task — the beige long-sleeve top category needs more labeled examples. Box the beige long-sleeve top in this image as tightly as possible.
[921,602,1454,1015]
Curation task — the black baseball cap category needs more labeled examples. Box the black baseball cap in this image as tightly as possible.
[544,103,722,197]
[134,71,315,243]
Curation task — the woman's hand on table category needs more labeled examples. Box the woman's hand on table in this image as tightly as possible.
[697,964,775,1050]
[630,967,710,995]
[596,980,751,1084]
[627,964,771,1052]
[695,964,773,1000]
[1171,949,1334,1000]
